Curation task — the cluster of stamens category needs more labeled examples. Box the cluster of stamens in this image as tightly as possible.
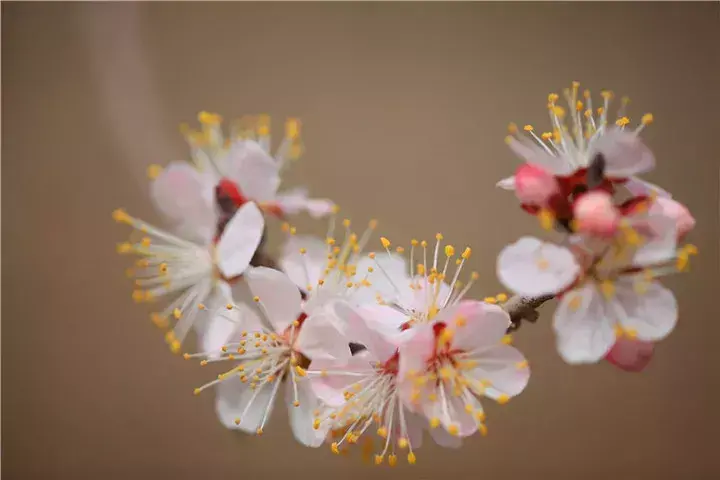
[113,208,214,353]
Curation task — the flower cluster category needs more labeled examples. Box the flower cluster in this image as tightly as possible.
[113,85,696,464]
[496,82,697,370]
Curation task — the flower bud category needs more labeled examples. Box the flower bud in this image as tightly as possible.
[514,164,559,206]
[573,191,619,237]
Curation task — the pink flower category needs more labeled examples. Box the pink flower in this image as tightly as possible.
[573,191,620,237]
[652,197,696,240]
[513,163,560,206]
[604,337,655,372]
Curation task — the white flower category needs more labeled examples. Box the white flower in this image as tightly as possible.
[397,301,530,441]
[149,112,334,235]
[112,202,264,352]
[497,204,698,364]
[187,267,351,446]
[278,216,408,316]
[497,82,662,194]
[307,302,425,465]
[355,234,484,337]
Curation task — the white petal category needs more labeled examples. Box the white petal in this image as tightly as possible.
[275,187,336,218]
[286,380,327,447]
[216,202,265,278]
[354,253,409,306]
[406,275,452,312]
[614,277,677,341]
[245,267,302,334]
[397,325,436,409]
[589,128,655,177]
[553,283,616,364]
[469,345,529,397]
[430,425,463,448]
[294,308,351,361]
[507,138,574,175]
[335,302,398,362]
[624,176,672,198]
[440,301,510,351]
[402,410,425,449]
[497,237,580,297]
[354,304,407,342]
[225,140,280,202]
[215,376,275,433]
[279,235,327,291]
[150,161,216,222]
[496,175,516,190]
[630,205,678,267]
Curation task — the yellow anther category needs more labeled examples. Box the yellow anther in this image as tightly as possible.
[456,315,467,327]
[615,116,630,127]
[112,208,132,224]
[285,118,300,139]
[170,340,181,354]
[484,296,498,304]
[198,111,222,125]
[331,442,340,454]
[151,313,169,329]
[346,281,354,288]
[397,437,409,449]
[407,452,417,465]
[600,280,615,300]
[368,252,376,260]
[255,427,263,436]
[576,100,584,112]
[447,424,459,436]
[641,113,654,125]
[416,264,425,275]
[313,419,321,430]
[479,424,488,436]
[496,293,508,302]
[551,106,566,118]
[293,400,300,407]
[326,237,336,246]
[374,455,384,465]
[507,122,518,134]
[583,89,591,99]
[367,219,378,230]
[625,328,638,339]
[444,245,455,257]
[116,242,133,254]
[685,244,698,255]
[429,417,440,429]
[295,366,307,377]
[140,237,151,248]
[147,164,163,180]
[496,394,511,405]
[193,388,201,396]
[548,93,559,103]
[460,247,472,260]
[380,237,391,249]
[420,240,428,248]
[614,324,624,339]
[523,124,534,132]
[234,418,241,426]
[516,360,529,369]
[377,426,388,438]
[281,222,290,233]
[435,233,443,241]
[621,96,630,105]
[253,296,260,303]
[538,208,554,231]
[299,247,307,255]
[289,227,297,235]
[132,290,145,303]
[471,272,479,280]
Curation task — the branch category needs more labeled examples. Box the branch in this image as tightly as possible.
[502,294,554,333]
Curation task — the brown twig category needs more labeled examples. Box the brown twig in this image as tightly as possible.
[503,294,555,333]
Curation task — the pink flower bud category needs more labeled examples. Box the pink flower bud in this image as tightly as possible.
[573,191,620,237]
[653,197,696,239]
[514,164,559,205]
[605,337,654,372]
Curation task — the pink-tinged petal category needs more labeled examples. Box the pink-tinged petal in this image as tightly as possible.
[245,267,302,334]
[225,140,280,203]
[629,205,678,267]
[397,325,436,408]
[589,128,655,177]
[309,352,376,407]
[279,235,327,291]
[334,302,398,363]
[421,388,476,437]
[652,197,696,239]
[215,202,264,278]
[496,175,516,190]
[514,163,560,206]
[624,176,672,199]
[497,237,580,297]
[507,137,575,175]
[274,187,336,218]
[355,304,408,342]
[402,410,425,449]
[573,191,620,237]
[150,161,215,222]
[553,283,616,364]
[429,426,462,448]
[215,375,275,433]
[614,277,678,342]
[286,380,327,447]
[443,301,510,351]
[294,309,351,361]
[468,345,529,397]
[605,337,655,372]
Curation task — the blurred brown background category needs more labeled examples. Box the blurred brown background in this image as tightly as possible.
[3,2,719,479]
